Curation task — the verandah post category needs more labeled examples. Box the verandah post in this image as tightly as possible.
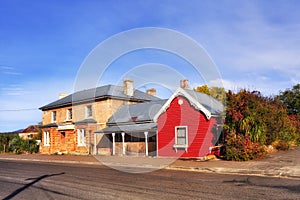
[144,131,148,156]
[121,132,125,155]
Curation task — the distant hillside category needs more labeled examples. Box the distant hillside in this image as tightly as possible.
[0,129,23,134]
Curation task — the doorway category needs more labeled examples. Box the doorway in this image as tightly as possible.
[60,132,66,152]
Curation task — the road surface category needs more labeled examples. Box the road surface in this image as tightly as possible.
[0,160,299,199]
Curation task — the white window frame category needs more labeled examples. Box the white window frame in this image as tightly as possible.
[44,131,50,146]
[77,129,86,147]
[66,108,72,121]
[85,105,93,118]
[52,111,57,122]
[174,126,188,152]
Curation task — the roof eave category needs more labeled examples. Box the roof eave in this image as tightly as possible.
[153,87,212,122]
[106,120,154,126]
[40,95,154,111]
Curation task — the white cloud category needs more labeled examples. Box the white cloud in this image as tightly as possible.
[179,5,300,96]
[211,77,292,96]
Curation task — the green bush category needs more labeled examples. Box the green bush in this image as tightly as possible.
[9,136,26,154]
[28,140,39,153]
[0,134,13,153]
[7,135,39,154]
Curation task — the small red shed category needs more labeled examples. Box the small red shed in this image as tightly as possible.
[154,88,224,158]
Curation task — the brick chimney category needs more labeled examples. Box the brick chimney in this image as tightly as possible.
[146,88,156,96]
[123,79,134,96]
[180,79,189,89]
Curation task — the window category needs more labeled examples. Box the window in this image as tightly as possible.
[174,126,188,151]
[77,129,86,146]
[86,105,92,118]
[44,131,50,146]
[66,108,72,121]
[52,111,57,122]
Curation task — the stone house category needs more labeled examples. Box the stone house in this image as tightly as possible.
[39,79,159,154]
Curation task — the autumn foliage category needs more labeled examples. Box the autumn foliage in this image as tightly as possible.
[223,89,299,161]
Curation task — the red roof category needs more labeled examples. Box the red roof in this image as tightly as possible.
[20,125,40,133]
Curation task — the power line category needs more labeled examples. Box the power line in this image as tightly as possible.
[0,108,38,112]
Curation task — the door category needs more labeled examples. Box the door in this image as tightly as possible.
[60,132,66,152]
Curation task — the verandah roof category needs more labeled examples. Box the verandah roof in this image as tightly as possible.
[95,122,157,135]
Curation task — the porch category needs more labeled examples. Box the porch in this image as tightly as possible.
[94,123,157,156]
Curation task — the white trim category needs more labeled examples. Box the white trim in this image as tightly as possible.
[144,131,148,156]
[112,133,116,155]
[121,132,125,155]
[66,108,72,121]
[77,129,86,147]
[174,126,188,152]
[57,124,75,130]
[85,105,93,119]
[43,131,50,146]
[94,133,97,155]
[51,111,57,123]
[153,87,211,122]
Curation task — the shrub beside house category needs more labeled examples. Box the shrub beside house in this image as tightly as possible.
[0,126,41,154]
[223,89,299,161]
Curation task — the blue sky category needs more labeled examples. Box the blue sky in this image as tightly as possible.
[0,0,299,132]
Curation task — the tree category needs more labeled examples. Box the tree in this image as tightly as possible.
[195,85,226,104]
[224,89,299,161]
[195,85,210,95]
[9,135,26,154]
[278,84,300,115]
[0,134,13,152]
[0,133,40,154]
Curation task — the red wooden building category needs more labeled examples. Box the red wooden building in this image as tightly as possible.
[96,81,224,158]
[154,88,224,158]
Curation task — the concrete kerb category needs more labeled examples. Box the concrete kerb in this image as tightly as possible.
[0,156,299,179]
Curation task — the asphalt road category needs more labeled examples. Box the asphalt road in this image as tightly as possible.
[0,160,299,200]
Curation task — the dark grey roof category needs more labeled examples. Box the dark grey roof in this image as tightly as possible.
[95,122,157,135]
[107,99,167,124]
[184,89,224,115]
[40,85,160,110]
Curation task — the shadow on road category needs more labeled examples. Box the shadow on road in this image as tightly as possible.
[223,177,300,194]
[3,172,65,200]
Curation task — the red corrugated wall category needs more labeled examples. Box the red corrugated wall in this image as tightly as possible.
[157,96,217,158]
